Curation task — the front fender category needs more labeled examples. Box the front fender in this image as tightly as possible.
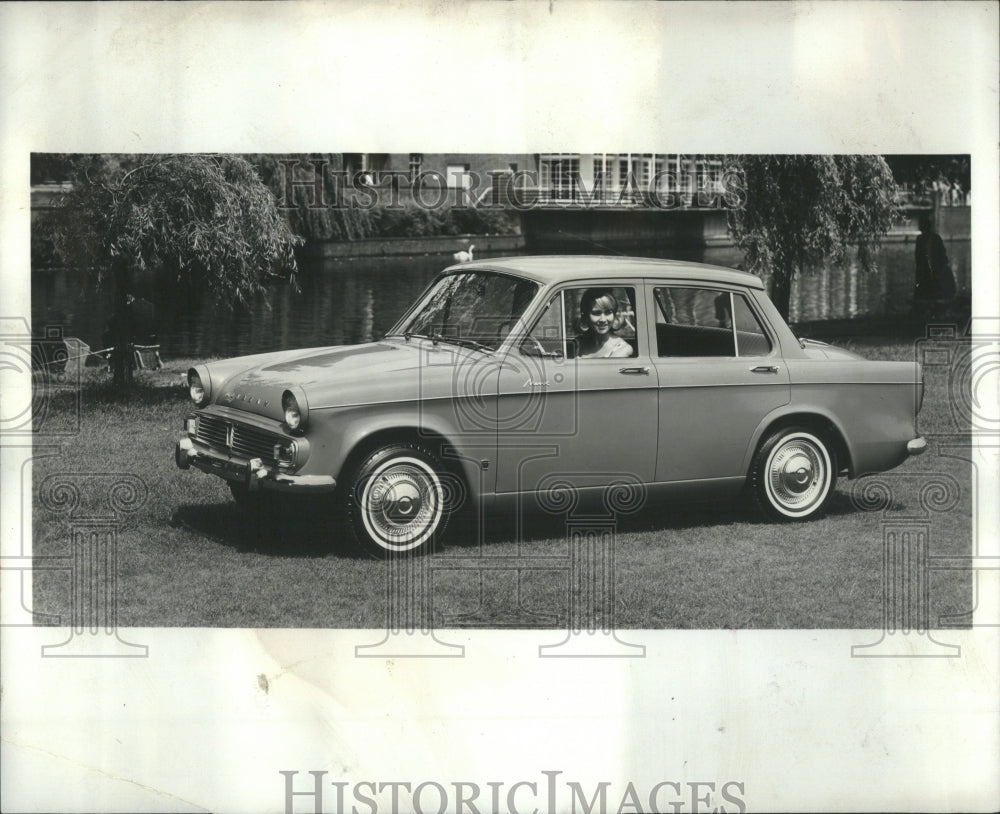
[303,401,493,503]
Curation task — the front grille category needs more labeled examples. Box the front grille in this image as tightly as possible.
[196,414,283,464]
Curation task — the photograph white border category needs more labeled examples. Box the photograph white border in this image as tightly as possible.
[2,2,998,812]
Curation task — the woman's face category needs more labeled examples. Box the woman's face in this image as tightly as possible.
[585,296,617,335]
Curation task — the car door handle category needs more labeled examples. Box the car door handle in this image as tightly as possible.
[619,366,650,375]
[750,365,779,374]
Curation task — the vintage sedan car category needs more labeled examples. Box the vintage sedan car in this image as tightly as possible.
[175,256,926,556]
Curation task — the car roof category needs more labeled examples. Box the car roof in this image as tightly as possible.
[444,255,764,289]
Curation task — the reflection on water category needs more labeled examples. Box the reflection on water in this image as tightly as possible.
[670,240,971,324]
[31,239,971,359]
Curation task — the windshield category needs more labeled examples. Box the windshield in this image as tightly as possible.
[392,271,539,352]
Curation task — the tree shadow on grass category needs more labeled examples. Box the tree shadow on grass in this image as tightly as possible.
[170,495,368,558]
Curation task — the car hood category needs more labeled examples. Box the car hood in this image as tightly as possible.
[798,338,864,361]
[206,340,479,420]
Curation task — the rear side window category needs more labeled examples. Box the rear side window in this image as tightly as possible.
[732,294,771,356]
[653,287,771,357]
[653,287,735,357]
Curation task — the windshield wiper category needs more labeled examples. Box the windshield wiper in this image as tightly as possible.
[398,331,438,345]
[395,331,491,353]
[433,335,494,353]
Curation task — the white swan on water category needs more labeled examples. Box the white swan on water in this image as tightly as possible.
[452,244,475,263]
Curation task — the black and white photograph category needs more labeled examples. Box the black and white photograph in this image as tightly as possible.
[2,3,998,813]
[26,150,975,630]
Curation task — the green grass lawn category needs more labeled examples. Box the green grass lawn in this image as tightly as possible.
[30,341,973,629]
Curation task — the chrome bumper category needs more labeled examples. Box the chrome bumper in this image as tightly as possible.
[907,437,927,456]
[175,437,337,493]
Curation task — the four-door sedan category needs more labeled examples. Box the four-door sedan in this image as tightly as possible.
[175,256,926,556]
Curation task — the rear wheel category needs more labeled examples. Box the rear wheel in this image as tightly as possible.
[750,428,836,520]
[343,442,450,557]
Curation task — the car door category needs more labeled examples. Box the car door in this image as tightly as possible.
[647,282,790,483]
[494,280,659,495]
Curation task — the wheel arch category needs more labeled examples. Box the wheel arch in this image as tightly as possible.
[338,424,480,511]
[745,410,853,478]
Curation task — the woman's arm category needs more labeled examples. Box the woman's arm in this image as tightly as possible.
[609,337,633,358]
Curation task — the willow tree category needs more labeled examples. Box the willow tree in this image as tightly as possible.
[248,153,373,241]
[725,155,897,321]
[52,154,300,389]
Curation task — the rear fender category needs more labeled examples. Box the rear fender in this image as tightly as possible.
[743,404,855,476]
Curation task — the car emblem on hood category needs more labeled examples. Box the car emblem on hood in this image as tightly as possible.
[222,391,268,407]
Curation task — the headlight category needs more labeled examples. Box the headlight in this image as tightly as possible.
[188,369,206,406]
[283,391,301,430]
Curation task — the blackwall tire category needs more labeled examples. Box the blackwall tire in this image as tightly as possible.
[750,428,837,521]
[343,442,450,557]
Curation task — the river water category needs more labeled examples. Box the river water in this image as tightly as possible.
[31,240,971,360]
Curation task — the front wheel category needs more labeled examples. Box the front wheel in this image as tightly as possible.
[749,428,837,521]
[343,442,451,557]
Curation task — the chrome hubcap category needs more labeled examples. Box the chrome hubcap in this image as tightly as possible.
[382,482,422,523]
[765,434,830,516]
[361,457,442,551]
[781,453,813,493]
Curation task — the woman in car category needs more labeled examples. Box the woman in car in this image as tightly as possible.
[575,288,634,358]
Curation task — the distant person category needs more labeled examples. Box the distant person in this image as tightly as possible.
[914,214,956,318]
[574,288,633,358]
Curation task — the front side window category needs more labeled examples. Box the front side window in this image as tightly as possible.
[566,286,637,359]
[520,285,638,360]
[399,272,538,352]
[520,292,564,358]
